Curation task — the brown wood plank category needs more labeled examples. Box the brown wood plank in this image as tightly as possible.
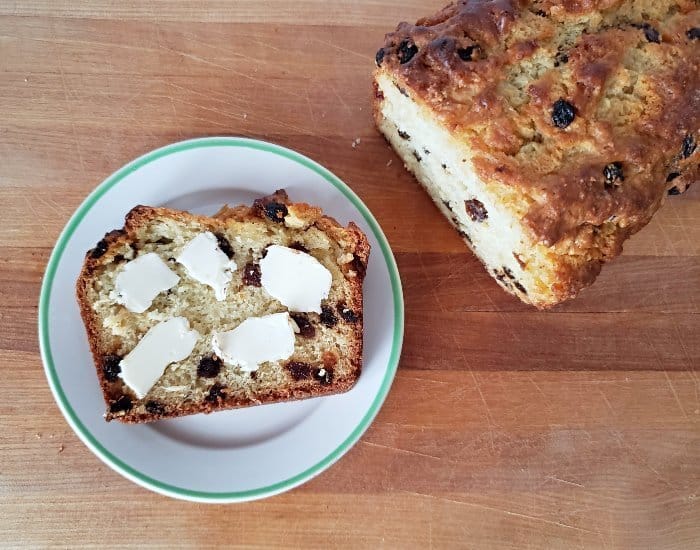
[1,3,431,25]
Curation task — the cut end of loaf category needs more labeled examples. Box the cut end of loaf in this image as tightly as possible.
[76,191,369,423]
[373,72,593,308]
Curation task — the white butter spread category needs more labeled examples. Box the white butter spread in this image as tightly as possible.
[177,232,236,300]
[114,252,179,313]
[119,317,199,398]
[212,312,295,372]
[259,245,332,313]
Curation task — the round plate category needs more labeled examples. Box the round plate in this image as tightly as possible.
[38,137,404,503]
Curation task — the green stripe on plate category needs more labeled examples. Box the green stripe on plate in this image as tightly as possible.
[38,137,404,502]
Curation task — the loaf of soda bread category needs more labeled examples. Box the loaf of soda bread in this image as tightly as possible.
[76,191,369,423]
[373,0,698,307]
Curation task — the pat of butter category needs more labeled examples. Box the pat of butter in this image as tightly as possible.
[177,232,237,300]
[119,317,199,399]
[115,252,179,313]
[259,245,332,313]
[212,312,295,372]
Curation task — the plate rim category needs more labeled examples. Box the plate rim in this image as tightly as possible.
[37,136,405,503]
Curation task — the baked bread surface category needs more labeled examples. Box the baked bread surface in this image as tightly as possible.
[373,0,699,307]
[77,191,369,423]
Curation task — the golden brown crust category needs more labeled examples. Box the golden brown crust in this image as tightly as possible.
[375,1,699,239]
[76,191,369,423]
[374,0,698,305]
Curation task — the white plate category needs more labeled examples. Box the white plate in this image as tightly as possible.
[39,137,404,503]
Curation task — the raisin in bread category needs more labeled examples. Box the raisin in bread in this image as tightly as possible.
[76,190,369,423]
[373,0,699,308]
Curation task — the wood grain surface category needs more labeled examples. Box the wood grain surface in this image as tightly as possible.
[1,2,698,548]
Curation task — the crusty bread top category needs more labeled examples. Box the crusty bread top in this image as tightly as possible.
[374,0,698,253]
[76,190,369,423]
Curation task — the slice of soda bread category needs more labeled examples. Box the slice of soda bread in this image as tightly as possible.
[76,190,369,423]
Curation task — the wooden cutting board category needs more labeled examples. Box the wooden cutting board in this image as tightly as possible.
[1,2,698,548]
